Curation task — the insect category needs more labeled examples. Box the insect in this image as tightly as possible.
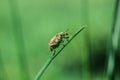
[48,32,69,53]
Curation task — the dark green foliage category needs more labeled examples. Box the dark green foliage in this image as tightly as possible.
[0,0,119,80]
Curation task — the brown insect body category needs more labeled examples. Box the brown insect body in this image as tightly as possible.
[48,32,69,52]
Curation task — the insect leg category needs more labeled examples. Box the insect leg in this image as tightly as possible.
[52,50,56,56]
[60,40,65,46]
[65,35,69,41]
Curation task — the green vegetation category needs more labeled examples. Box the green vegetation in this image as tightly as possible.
[35,26,85,80]
[0,0,119,80]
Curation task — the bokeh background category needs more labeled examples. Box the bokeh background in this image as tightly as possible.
[0,0,120,80]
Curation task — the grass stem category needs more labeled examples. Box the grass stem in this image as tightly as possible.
[35,26,86,80]
[106,0,120,80]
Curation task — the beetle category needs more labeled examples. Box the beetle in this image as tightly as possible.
[48,32,69,53]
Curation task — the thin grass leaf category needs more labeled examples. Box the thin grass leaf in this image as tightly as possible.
[35,26,86,80]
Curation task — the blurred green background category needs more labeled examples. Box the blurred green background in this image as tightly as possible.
[0,0,120,80]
